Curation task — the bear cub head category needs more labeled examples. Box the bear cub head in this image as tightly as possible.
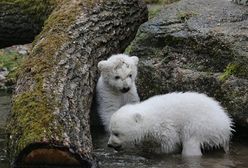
[107,105,143,151]
[98,54,139,93]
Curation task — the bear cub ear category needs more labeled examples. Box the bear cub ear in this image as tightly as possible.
[98,60,111,72]
[131,56,139,65]
[134,113,142,123]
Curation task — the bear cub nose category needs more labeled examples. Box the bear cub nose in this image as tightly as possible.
[121,87,130,93]
[108,144,122,151]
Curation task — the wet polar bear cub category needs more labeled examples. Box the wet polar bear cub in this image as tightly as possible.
[97,54,140,131]
[108,92,233,156]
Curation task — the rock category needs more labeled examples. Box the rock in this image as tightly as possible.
[0,67,8,76]
[15,45,30,55]
[128,0,248,128]
[0,67,9,89]
[0,69,7,82]
[0,74,5,81]
[232,0,248,5]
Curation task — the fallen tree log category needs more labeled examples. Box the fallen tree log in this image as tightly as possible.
[6,0,147,167]
[0,0,56,48]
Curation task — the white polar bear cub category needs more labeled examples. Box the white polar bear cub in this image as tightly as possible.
[108,92,233,156]
[96,54,140,131]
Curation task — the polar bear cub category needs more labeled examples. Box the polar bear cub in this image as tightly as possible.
[96,54,140,132]
[108,92,233,156]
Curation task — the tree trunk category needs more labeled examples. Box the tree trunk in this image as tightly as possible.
[7,0,148,167]
[0,0,56,48]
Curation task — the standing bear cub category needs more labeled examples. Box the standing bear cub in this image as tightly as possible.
[108,92,233,156]
[96,54,140,132]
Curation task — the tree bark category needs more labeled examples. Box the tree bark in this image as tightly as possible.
[7,0,147,167]
[0,0,56,48]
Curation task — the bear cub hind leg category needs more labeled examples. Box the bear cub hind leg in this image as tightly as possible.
[182,138,202,156]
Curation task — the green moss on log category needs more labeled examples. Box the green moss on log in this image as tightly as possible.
[8,0,96,157]
[18,0,83,76]
[10,80,60,154]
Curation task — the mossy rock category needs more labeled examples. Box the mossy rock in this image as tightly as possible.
[0,0,57,32]
[129,0,248,129]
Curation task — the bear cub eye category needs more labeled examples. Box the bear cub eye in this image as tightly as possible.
[129,74,132,78]
[115,76,120,80]
[113,132,119,137]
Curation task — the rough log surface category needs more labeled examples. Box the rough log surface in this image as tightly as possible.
[0,0,56,48]
[7,0,147,166]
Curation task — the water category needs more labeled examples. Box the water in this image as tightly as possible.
[1,92,248,168]
[0,91,11,168]
[93,131,248,168]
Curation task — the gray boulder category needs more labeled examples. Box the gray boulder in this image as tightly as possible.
[0,68,9,88]
[128,0,248,128]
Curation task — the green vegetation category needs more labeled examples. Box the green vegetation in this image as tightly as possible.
[0,49,25,85]
[148,5,162,19]
[145,0,179,4]
[219,64,238,81]
[177,11,198,21]
[145,0,162,3]
[0,50,23,71]
[220,63,248,81]
[146,0,180,19]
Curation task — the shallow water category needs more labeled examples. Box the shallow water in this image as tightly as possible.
[1,92,248,168]
[0,91,11,168]
[93,131,248,168]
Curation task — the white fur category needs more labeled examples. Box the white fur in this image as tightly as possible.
[96,54,140,131]
[108,92,233,156]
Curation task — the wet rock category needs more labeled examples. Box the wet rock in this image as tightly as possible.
[0,74,5,81]
[232,0,248,5]
[0,68,9,89]
[129,0,248,128]
[15,45,30,55]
